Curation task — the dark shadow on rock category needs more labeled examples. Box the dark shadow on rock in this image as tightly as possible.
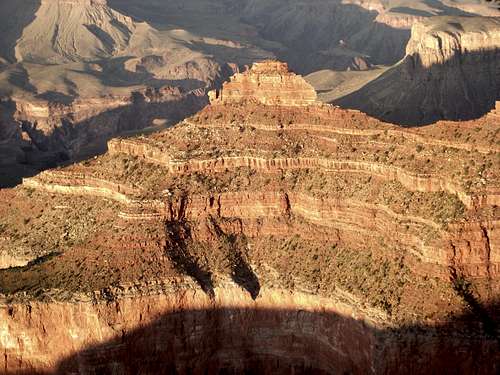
[390,6,434,17]
[0,1,41,63]
[422,0,477,16]
[25,251,62,267]
[207,217,261,300]
[334,48,500,126]
[5,300,500,374]
[450,267,499,338]
[2,251,62,272]
[6,64,38,94]
[80,56,171,89]
[230,248,260,300]
[164,220,215,299]
[35,91,75,105]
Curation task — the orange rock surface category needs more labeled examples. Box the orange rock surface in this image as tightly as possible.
[0,61,499,374]
[208,60,318,106]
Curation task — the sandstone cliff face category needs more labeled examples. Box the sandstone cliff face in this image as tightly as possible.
[337,16,500,125]
[0,60,499,374]
[1,286,499,374]
[209,61,317,106]
[405,16,500,68]
[0,286,374,374]
[19,166,499,282]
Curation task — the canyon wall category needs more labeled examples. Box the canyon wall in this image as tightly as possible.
[1,285,498,374]
[0,87,207,186]
[20,171,500,281]
[405,17,500,68]
[337,16,500,125]
[2,57,499,374]
[107,138,499,209]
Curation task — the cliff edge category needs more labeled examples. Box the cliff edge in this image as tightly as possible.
[336,16,500,125]
[209,60,318,106]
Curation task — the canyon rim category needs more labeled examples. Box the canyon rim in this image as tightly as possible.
[1,1,500,374]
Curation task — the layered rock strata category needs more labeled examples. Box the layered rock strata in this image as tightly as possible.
[209,60,317,106]
[337,16,500,125]
[1,61,499,374]
[18,172,500,281]
[0,87,207,186]
[2,286,499,374]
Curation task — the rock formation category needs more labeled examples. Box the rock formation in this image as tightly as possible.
[336,16,500,125]
[208,60,317,106]
[13,0,143,64]
[0,87,208,187]
[490,100,500,117]
[0,61,499,373]
[0,0,497,179]
[0,0,246,181]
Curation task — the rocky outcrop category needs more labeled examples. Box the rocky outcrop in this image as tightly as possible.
[108,138,498,210]
[1,285,498,374]
[22,171,140,204]
[1,59,499,374]
[336,16,500,125]
[405,17,500,68]
[20,170,499,281]
[490,101,500,117]
[208,61,318,106]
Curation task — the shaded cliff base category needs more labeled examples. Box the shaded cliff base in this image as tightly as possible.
[334,45,500,126]
[2,287,500,374]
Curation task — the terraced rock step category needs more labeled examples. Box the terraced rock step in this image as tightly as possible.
[1,59,499,374]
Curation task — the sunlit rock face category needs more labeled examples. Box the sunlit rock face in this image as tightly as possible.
[405,16,500,68]
[209,60,318,107]
[2,287,499,374]
[0,61,499,374]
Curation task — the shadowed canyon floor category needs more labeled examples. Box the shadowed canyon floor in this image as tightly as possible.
[1,61,499,374]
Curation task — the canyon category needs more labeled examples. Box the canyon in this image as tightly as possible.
[336,16,500,124]
[0,86,208,186]
[0,61,499,373]
[1,0,499,184]
[0,0,499,373]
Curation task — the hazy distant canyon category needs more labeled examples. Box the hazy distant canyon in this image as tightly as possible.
[0,0,499,186]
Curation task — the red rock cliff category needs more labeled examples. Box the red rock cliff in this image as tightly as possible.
[208,60,318,106]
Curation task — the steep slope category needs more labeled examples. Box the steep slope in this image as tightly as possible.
[14,0,147,64]
[1,62,499,373]
[236,0,408,72]
[0,0,242,186]
[0,0,40,64]
[0,0,497,180]
[336,16,500,125]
